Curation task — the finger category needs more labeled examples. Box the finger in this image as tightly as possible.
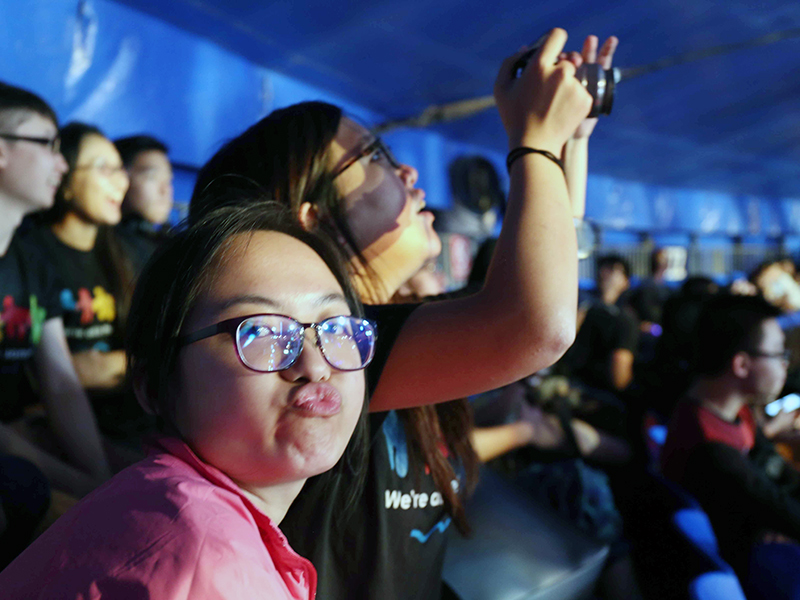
[497,46,534,84]
[597,36,619,69]
[581,35,598,63]
[568,51,583,68]
[538,28,568,66]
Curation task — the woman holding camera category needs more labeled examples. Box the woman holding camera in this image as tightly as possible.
[191,29,614,599]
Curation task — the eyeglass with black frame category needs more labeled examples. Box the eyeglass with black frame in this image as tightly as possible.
[745,348,792,361]
[73,163,128,177]
[0,133,60,154]
[332,136,401,179]
[179,313,377,373]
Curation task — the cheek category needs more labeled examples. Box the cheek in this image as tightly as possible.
[175,345,268,441]
[344,174,409,253]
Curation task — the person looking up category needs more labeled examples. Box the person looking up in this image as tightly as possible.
[0,202,372,600]
[114,135,174,272]
[0,83,110,497]
[190,29,615,600]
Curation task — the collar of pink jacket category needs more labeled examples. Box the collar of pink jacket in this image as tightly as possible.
[0,436,317,600]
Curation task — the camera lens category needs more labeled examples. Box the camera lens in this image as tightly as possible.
[575,64,619,118]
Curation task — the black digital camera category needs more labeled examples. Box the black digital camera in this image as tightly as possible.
[513,43,620,118]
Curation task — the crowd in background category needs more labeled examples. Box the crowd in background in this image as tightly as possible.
[1,26,800,600]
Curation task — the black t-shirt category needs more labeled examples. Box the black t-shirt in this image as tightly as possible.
[24,227,119,353]
[116,216,166,276]
[0,233,63,421]
[559,300,639,391]
[281,303,458,600]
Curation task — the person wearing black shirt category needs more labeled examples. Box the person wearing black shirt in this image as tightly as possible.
[561,254,639,393]
[662,294,800,587]
[29,123,152,450]
[114,135,174,273]
[628,248,671,326]
[190,30,618,600]
[0,83,110,501]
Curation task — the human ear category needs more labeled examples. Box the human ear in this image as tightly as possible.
[298,202,319,231]
[131,367,156,416]
[0,141,9,169]
[731,352,751,379]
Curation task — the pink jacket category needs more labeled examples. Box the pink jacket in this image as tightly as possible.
[0,437,316,600]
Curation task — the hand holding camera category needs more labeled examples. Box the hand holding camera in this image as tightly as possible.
[494,29,593,155]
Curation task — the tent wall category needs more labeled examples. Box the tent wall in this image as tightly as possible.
[3,0,799,276]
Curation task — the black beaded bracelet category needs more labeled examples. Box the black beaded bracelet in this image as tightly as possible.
[506,147,565,176]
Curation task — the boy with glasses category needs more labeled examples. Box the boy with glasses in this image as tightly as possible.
[662,294,800,581]
[0,82,111,500]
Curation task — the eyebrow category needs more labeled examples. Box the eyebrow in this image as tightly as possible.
[217,292,348,313]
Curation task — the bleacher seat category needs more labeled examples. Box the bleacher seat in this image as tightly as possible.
[745,542,800,600]
[443,468,609,600]
[619,470,742,598]
[689,571,747,600]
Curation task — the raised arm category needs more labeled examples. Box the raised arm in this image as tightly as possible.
[562,35,618,219]
[34,318,111,480]
[371,29,592,411]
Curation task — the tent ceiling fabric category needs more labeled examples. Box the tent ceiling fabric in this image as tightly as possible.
[112,0,800,198]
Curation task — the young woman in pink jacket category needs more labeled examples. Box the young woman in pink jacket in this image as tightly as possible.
[0,202,374,600]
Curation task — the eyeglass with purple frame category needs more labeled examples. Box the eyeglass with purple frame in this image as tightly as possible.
[178,313,377,373]
[332,136,401,179]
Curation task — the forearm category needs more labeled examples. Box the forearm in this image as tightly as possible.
[41,378,111,480]
[562,137,588,219]
[479,153,578,368]
[36,321,111,480]
[0,422,100,497]
[72,350,127,390]
[471,422,534,463]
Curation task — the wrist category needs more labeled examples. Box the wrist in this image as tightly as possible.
[519,420,536,445]
[507,132,563,156]
[507,147,565,176]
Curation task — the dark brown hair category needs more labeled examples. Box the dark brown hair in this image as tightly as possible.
[190,100,479,532]
[0,81,58,131]
[38,122,136,334]
[126,201,369,507]
[693,293,782,377]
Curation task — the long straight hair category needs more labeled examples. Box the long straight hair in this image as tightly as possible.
[38,122,136,334]
[190,101,479,533]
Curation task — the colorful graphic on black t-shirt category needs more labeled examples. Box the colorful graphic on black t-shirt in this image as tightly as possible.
[0,233,63,421]
[1,294,47,349]
[59,285,116,351]
[381,410,455,544]
[23,226,119,353]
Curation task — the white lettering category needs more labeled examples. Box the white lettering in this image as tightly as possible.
[419,493,428,508]
[431,492,443,507]
[400,494,411,510]
[385,490,402,509]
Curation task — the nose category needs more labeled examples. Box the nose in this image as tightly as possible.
[116,169,130,194]
[55,153,68,175]
[397,163,418,188]
[279,329,332,383]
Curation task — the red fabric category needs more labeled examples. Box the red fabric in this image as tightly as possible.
[662,400,756,483]
[0,437,316,600]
